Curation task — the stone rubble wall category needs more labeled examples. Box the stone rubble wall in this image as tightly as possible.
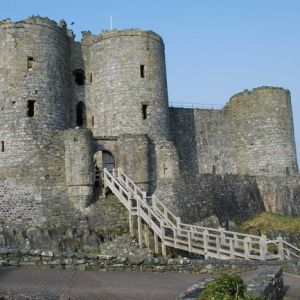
[173,173,265,224]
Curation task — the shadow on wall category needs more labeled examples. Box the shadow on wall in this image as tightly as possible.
[170,108,198,174]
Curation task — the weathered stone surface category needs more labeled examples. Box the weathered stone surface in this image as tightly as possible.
[0,16,299,254]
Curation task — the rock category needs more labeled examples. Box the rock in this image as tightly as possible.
[26,227,51,249]
[195,215,220,229]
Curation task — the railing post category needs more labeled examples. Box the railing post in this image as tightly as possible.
[203,229,209,259]
[144,224,150,247]
[188,231,192,253]
[154,232,159,254]
[129,214,135,238]
[137,201,143,247]
[216,236,221,258]
[277,237,284,260]
[244,237,251,260]
[128,198,135,237]
[219,227,225,245]
[161,242,167,256]
[173,228,177,248]
[259,235,267,261]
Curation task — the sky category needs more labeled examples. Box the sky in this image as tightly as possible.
[1,0,299,164]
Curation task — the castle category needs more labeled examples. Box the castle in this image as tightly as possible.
[0,16,299,232]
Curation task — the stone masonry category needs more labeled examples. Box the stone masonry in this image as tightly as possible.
[0,16,299,243]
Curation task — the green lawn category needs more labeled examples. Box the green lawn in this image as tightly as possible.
[239,212,300,234]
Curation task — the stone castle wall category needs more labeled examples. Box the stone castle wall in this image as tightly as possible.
[0,16,299,238]
[82,29,170,141]
[170,87,298,178]
[0,17,70,169]
[224,87,298,176]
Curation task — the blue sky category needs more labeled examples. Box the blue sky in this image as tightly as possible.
[1,0,299,164]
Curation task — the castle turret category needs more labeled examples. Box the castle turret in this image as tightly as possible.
[0,17,70,169]
[83,29,170,140]
[224,87,298,176]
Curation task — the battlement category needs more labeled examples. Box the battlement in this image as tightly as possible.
[0,16,68,34]
[228,86,289,104]
[81,28,163,45]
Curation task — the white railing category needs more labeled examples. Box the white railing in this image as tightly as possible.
[103,168,300,260]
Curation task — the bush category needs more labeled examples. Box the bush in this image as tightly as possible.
[197,274,262,300]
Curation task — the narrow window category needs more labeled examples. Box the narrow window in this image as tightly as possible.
[91,116,94,127]
[142,104,148,120]
[73,69,85,85]
[27,57,35,69]
[76,101,85,127]
[89,73,93,83]
[1,141,4,152]
[27,100,36,117]
[140,65,145,78]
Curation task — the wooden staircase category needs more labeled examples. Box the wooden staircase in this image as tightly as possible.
[103,168,300,260]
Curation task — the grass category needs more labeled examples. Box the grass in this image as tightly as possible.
[239,212,300,234]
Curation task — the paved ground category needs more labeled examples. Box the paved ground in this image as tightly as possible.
[0,267,207,300]
[283,272,300,300]
[1,267,299,299]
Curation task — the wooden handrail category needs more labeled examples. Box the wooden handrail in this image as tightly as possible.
[103,168,300,261]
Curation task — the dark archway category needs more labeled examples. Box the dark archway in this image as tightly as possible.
[102,150,115,172]
[76,101,86,127]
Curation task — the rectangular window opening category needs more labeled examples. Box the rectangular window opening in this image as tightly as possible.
[1,141,4,152]
[140,65,145,78]
[142,104,148,120]
[27,100,36,117]
[91,116,94,127]
[27,57,35,69]
[89,73,93,83]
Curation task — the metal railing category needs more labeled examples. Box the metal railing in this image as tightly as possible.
[169,102,223,109]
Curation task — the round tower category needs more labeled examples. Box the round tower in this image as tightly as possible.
[224,87,298,176]
[0,17,70,168]
[85,29,170,140]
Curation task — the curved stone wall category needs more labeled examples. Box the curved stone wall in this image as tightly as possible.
[0,17,70,168]
[85,29,170,140]
[224,87,298,176]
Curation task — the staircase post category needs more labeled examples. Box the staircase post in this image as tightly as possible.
[219,227,225,245]
[243,237,251,260]
[137,200,143,247]
[144,224,150,247]
[277,237,284,260]
[188,231,192,253]
[161,242,167,256]
[154,232,159,254]
[160,220,167,256]
[259,235,267,260]
[129,214,135,237]
[216,236,221,258]
[137,215,143,247]
[203,229,209,259]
